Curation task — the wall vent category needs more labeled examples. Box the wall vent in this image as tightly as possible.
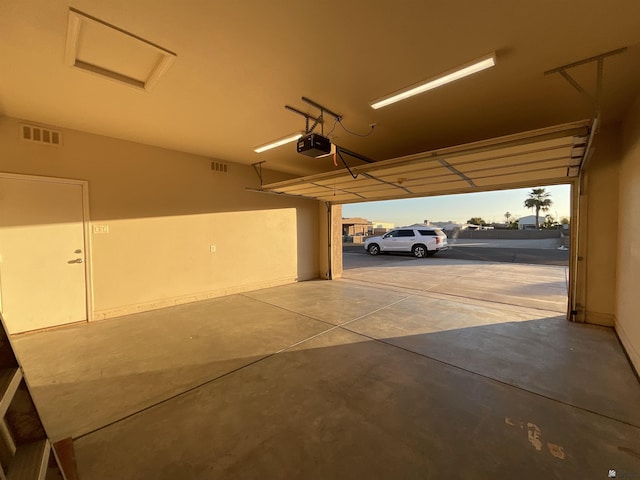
[211,162,228,173]
[20,124,62,146]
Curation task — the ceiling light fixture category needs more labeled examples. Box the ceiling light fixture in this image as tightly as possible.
[254,133,302,153]
[370,52,496,109]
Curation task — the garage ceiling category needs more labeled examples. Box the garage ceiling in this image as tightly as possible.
[1,1,639,180]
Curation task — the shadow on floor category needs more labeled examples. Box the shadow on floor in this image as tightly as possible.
[9,264,639,479]
[68,323,640,480]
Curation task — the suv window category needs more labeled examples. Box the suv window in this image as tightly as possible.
[419,229,444,236]
[398,230,415,237]
[384,230,400,238]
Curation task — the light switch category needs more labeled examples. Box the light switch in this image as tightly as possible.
[210,244,216,253]
[93,225,109,234]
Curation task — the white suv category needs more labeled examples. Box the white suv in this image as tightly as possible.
[364,226,448,258]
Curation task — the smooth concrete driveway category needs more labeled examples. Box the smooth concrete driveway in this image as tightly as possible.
[12,257,640,479]
[342,250,569,312]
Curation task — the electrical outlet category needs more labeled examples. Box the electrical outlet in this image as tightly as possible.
[210,244,216,253]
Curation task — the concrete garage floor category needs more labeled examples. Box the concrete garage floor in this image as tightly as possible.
[12,257,640,479]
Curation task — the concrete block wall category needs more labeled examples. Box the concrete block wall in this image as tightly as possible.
[444,229,563,240]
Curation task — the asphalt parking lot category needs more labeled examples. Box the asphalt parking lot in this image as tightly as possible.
[343,241,569,266]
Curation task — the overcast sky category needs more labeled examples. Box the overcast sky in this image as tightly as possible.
[342,184,571,226]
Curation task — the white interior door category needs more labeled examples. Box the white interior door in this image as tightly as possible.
[0,175,88,333]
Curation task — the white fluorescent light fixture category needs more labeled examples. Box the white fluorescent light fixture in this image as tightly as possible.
[370,52,496,109]
[254,133,302,153]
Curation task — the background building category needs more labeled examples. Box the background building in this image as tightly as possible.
[518,215,546,230]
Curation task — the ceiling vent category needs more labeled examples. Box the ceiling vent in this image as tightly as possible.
[64,8,176,92]
[20,124,62,146]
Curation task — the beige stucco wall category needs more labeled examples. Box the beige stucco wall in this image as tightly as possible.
[576,125,619,326]
[0,116,320,320]
[617,97,640,372]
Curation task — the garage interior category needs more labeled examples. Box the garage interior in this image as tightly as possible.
[1,1,640,478]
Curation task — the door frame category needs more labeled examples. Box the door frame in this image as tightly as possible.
[0,172,94,324]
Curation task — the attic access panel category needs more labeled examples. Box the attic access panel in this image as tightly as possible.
[65,8,176,91]
[259,121,590,204]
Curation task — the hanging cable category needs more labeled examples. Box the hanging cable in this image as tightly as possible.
[338,119,376,137]
[288,98,376,139]
[326,117,339,137]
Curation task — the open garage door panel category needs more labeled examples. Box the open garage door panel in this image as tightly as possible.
[261,121,590,203]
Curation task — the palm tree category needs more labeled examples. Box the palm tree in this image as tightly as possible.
[524,188,553,229]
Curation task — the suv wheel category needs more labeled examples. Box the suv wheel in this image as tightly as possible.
[412,244,427,258]
[368,244,380,256]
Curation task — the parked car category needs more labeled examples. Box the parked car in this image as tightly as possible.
[363,226,448,258]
